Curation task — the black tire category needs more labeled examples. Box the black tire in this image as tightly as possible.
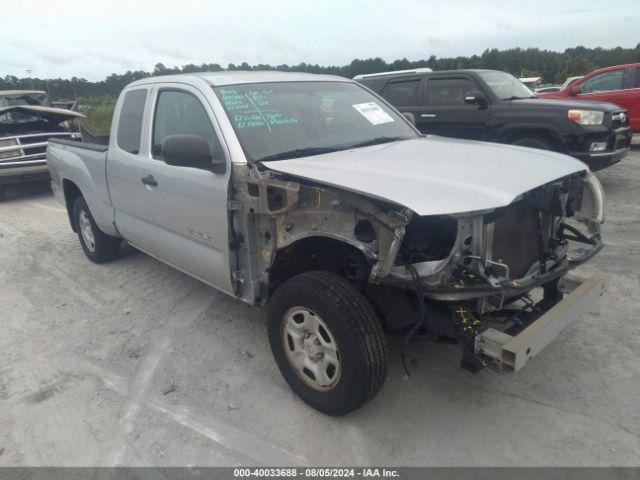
[0,186,5,202]
[72,196,121,263]
[511,136,553,151]
[268,271,388,416]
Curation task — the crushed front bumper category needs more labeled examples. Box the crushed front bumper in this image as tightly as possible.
[474,271,607,372]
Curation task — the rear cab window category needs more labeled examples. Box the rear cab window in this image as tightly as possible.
[116,89,148,154]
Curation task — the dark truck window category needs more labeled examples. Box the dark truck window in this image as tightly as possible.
[117,89,147,154]
[383,79,421,106]
[426,78,477,106]
[580,69,625,93]
[152,90,222,159]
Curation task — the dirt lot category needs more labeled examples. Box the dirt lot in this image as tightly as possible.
[0,149,639,467]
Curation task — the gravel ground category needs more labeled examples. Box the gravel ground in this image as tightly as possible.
[0,149,639,467]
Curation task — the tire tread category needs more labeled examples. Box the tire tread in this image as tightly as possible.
[72,197,120,263]
[269,271,388,414]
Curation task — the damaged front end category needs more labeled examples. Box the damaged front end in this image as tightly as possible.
[231,162,606,374]
[229,162,412,303]
[374,170,606,372]
[383,171,604,303]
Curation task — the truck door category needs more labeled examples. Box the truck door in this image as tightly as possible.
[417,76,490,140]
[130,84,234,295]
[572,67,628,113]
[108,87,152,247]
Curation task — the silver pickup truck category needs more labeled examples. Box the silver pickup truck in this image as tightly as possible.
[47,71,607,415]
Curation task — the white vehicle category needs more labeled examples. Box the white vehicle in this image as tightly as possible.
[562,75,584,89]
[47,71,606,415]
[0,90,82,200]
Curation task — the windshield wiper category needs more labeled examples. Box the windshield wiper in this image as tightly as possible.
[257,146,341,162]
[256,136,409,162]
[340,136,409,149]
[502,95,536,101]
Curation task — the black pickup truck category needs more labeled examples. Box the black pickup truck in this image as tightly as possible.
[356,69,632,170]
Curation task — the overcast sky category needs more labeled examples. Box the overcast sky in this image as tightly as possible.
[2,0,637,81]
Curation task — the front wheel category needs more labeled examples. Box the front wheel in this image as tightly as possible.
[72,197,121,263]
[268,271,388,416]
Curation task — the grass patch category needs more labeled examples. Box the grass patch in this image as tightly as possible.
[76,96,116,136]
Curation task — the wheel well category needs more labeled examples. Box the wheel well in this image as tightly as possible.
[498,128,567,153]
[268,236,430,334]
[268,237,371,294]
[62,179,82,232]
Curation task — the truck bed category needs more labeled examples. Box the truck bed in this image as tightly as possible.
[47,138,116,236]
[48,137,108,152]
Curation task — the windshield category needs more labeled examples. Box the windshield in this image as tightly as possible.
[0,92,52,124]
[0,92,51,108]
[477,71,535,100]
[214,81,418,162]
[0,111,45,124]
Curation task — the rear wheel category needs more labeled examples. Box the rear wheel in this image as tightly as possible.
[72,197,121,263]
[511,136,553,151]
[268,271,388,416]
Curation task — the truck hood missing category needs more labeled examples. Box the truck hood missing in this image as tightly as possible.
[263,136,588,216]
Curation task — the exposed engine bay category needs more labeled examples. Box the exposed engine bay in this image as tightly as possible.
[229,162,604,372]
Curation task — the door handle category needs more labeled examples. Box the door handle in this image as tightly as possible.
[421,113,437,118]
[140,174,158,187]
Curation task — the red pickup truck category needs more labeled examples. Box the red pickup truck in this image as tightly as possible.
[539,63,640,133]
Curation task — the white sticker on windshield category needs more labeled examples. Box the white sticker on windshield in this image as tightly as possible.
[352,102,395,125]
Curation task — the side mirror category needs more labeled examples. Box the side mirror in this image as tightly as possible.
[463,90,487,105]
[162,134,226,174]
[568,85,581,96]
[401,112,416,125]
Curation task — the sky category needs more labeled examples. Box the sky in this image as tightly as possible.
[1,0,638,81]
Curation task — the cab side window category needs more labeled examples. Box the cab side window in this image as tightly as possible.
[117,89,147,154]
[426,78,476,106]
[383,79,421,107]
[152,90,223,160]
[579,69,625,93]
